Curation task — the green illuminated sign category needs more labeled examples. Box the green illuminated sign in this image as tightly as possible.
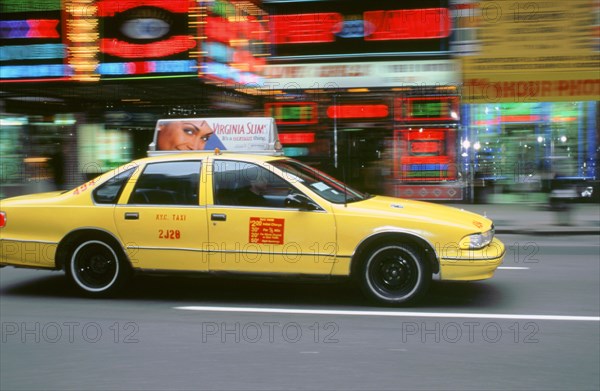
[2,0,60,13]
[266,103,317,124]
[410,101,447,118]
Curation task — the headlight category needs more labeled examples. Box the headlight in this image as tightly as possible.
[461,228,494,249]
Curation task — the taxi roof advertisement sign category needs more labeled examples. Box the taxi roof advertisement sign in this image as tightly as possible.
[148,117,279,155]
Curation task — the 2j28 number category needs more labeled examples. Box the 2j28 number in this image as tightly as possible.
[159,229,181,240]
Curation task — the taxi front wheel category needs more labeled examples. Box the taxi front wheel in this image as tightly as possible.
[66,239,131,297]
[360,244,431,305]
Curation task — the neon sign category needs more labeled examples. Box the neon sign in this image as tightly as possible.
[394,128,457,181]
[0,65,72,79]
[267,1,451,59]
[0,20,60,39]
[364,8,450,40]
[97,60,195,75]
[1,1,67,82]
[327,104,389,119]
[2,0,61,13]
[198,0,269,87]
[270,8,450,44]
[396,96,459,121]
[96,0,191,17]
[0,44,65,61]
[279,132,316,144]
[265,102,318,125]
[96,0,196,78]
[65,0,100,81]
[99,36,196,58]
[271,13,343,44]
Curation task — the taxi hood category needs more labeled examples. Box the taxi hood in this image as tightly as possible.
[346,195,493,232]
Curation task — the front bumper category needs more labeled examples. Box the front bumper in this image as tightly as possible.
[439,237,505,281]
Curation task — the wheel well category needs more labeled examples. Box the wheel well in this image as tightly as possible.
[350,233,440,278]
[56,229,129,271]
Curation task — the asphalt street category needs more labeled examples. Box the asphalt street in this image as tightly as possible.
[1,234,598,391]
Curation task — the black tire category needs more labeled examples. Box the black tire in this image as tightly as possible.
[359,244,431,305]
[65,239,131,297]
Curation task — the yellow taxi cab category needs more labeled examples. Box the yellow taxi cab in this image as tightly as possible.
[0,117,505,305]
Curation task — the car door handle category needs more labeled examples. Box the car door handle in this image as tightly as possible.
[124,212,139,220]
[211,213,227,221]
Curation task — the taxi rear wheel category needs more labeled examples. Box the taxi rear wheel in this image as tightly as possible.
[66,239,130,297]
[360,244,431,305]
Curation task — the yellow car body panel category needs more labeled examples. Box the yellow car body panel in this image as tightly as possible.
[1,174,129,268]
[0,152,505,291]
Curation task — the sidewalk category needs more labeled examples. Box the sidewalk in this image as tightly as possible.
[453,203,600,235]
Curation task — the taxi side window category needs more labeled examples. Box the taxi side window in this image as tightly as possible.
[93,167,135,204]
[129,161,201,205]
[213,160,293,208]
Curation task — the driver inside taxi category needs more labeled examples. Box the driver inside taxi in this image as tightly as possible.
[156,120,214,151]
[239,175,269,207]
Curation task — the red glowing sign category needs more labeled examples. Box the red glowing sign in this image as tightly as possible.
[279,132,316,145]
[404,129,447,141]
[270,13,343,44]
[404,129,446,156]
[410,141,443,154]
[206,16,266,44]
[393,128,457,181]
[100,36,196,58]
[206,17,235,44]
[327,104,389,119]
[364,8,451,41]
[271,8,450,44]
[96,0,191,17]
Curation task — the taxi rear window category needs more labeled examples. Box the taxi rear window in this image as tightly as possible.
[129,161,201,205]
[93,167,136,204]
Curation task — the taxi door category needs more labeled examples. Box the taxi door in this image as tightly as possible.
[206,159,337,275]
[114,160,209,271]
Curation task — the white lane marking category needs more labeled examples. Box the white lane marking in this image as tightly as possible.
[174,306,600,322]
[498,266,530,270]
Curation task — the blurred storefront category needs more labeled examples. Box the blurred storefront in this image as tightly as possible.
[261,0,466,200]
[462,101,598,203]
[456,0,599,202]
[1,0,269,197]
[2,0,598,203]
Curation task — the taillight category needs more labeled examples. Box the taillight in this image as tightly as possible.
[0,212,6,228]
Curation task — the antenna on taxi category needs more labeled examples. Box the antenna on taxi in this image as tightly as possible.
[343,165,348,208]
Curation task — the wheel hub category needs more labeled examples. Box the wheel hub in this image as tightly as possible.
[89,255,111,273]
[380,258,411,288]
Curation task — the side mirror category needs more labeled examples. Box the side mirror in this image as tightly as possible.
[284,193,319,211]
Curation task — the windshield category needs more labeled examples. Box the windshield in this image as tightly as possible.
[270,159,370,204]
